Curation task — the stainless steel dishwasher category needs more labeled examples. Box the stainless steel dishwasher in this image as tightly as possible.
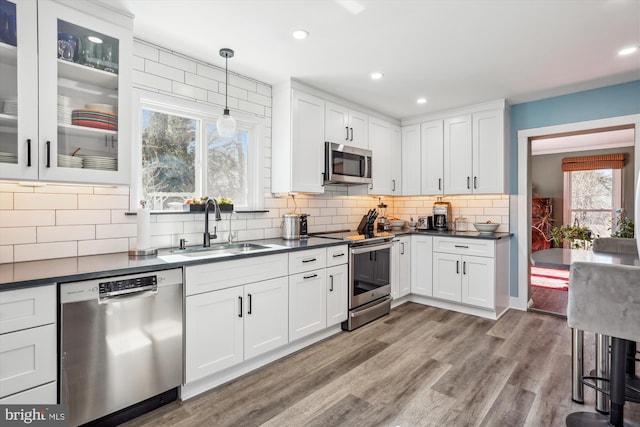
[60,268,183,426]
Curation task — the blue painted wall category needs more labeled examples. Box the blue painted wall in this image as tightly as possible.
[509,80,640,297]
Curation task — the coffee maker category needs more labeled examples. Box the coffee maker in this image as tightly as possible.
[432,198,452,231]
[377,200,390,231]
[299,213,309,238]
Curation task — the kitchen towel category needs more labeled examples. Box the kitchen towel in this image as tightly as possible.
[136,202,151,251]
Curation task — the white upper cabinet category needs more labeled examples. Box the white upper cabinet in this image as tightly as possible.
[421,120,444,196]
[390,124,402,195]
[444,115,473,194]
[367,117,393,195]
[325,101,368,149]
[0,0,133,185]
[401,124,421,196]
[272,85,325,193]
[472,109,506,194]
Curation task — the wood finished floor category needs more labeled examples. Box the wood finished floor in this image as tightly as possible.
[123,303,640,427]
[529,286,568,316]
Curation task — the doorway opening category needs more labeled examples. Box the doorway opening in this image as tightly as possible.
[516,116,639,316]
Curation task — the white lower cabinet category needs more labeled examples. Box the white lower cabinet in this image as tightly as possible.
[391,237,411,299]
[326,264,348,326]
[410,235,433,296]
[185,277,288,383]
[0,284,56,403]
[289,269,327,341]
[432,237,498,310]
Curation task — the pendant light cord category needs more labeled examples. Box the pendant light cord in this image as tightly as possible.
[225,55,229,112]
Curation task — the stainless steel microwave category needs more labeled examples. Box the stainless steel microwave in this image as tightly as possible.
[324,142,373,185]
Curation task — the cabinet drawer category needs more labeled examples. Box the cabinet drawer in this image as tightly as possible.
[0,285,56,334]
[0,324,56,398]
[186,254,288,296]
[289,248,327,274]
[326,245,348,267]
[433,237,494,257]
[0,381,56,404]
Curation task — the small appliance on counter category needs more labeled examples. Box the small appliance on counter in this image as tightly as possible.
[377,200,390,232]
[433,198,452,231]
[299,213,309,239]
[282,213,300,240]
[455,216,468,231]
[417,216,432,230]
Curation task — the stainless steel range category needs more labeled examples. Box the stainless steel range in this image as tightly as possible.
[312,230,394,330]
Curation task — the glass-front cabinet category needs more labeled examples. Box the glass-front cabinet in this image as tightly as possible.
[0,0,132,184]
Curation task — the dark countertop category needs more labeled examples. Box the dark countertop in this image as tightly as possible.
[0,237,348,291]
[530,248,640,270]
[392,228,512,240]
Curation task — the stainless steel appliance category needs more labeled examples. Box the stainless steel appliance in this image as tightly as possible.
[311,230,393,330]
[433,199,452,231]
[299,213,309,238]
[60,269,183,426]
[325,142,372,185]
[282,213,300,240]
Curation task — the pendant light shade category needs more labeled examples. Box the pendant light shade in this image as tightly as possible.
[217,48,236,138]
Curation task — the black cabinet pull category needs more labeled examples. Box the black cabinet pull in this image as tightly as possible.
[302,258,316,263]
[454,245,469,248]
[456,260,460,274]
[474,176,477,189]
[345,126,349,140]
[392,179,396,192]
[350,127,354,141]
[248,294,252,315]
[463,261,466,275]
[238,296,243,317]
[303,273,317,279]
[26,139,31,167]
[401,242,405,255]
[438,178,442,190]
[46,141,51,168]
[329,275,334,292]
[466,176,470,189]
[332,253,345,258]
[321,172,325,187]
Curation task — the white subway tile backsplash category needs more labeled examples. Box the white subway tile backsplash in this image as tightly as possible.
[33,184,93,194]
[172,81,208,101]
[0,210,55,227]
[238,100,265,116]
[159,51,197,74]
[0,227,36,245]
[0,182,34,193]
[257,84,272,97]
[150,221,183,235]
[0,245,12,263]
[133,40,159,61]
[15,193,77,210]
[196,63,226,82]
[38,225,95,243]
[78,195,129,210]
[57,210,111,225]
[224,85,248,101]
[185,73,219,92]
[78,238,129,256]
[15,241,77,262]
[96,223,136,239]
[229,74,257,93]
[248,92,271,107]
[132,69,172,92]
[93,186,129,195]
[0,193,13,209]
[132,55,145,71]
[145,60,185,82]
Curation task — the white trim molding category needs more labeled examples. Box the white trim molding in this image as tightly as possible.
[515,114,640,310]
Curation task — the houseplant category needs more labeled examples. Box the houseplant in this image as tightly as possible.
[551,222,594,250]
[610,208,634,238]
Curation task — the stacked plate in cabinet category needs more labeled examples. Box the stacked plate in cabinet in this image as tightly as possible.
[80,155,117,171]
[0,151,18,164]
[72,108,117,131]
[58,95,73,125]
[57,154,83,168]
[1,99,17,115]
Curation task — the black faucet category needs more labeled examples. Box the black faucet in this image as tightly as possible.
[203,197,221,247]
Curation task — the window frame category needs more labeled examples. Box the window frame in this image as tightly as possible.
[131,89,265,211]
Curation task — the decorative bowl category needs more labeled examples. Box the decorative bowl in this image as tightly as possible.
[472,222,499,233]
[390,220,406,229]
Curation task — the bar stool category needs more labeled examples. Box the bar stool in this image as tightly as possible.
[566,261,640,427]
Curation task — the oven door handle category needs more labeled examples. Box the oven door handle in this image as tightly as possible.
[350,295,393,318]
[350,241,393,255]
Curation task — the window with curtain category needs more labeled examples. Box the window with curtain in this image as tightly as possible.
[562,154,624,238]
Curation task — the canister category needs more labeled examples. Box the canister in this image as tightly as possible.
[282,213,300,240]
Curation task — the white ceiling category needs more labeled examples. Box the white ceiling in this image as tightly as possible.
[109,0,640,120]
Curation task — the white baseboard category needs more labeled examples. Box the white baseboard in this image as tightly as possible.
[509,295,528,311]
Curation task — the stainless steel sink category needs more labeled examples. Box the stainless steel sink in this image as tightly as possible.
[171,243,271,257]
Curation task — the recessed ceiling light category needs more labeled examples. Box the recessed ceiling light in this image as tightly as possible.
[618,45,639,56]
[370,72,383,80]
[292,29,309,40]
[417,98,427,104]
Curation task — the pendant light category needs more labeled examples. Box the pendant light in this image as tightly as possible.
[216,48,236,138]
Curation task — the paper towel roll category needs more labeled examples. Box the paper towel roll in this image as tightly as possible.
[136,207,151,250]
